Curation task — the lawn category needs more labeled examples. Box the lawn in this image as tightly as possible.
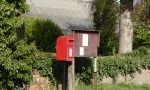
[76,83,150,90]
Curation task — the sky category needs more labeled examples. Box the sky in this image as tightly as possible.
[117,0,140,6]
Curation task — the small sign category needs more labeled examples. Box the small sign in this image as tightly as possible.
[82,34,88,46]
[69,48,72,57]
[79,47,84,56]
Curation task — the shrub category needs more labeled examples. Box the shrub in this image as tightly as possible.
[75,47,150,84]
[0,1,37,89]
[24,17,64,52]
[134,26,150,48]
[75,58,93,84]
[98,47,150,81]
[35,47,150,85]
[32,56,55,85]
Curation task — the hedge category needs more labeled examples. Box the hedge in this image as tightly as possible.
[76,47,150,84]
[36,47,150,85]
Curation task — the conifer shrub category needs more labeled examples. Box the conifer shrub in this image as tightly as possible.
[24,17,64,52]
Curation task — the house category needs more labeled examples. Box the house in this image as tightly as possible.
[26,0,95,34]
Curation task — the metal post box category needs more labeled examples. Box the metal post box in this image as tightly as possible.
[56,36,74,61]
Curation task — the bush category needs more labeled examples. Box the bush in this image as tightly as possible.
[0,1,37,89]
[75,58,93,84]
[75,47,150,84]
[134,26,150,48]
[98,47,150,81]
[24,17,64,52]
[35,47,150,86]
[32,56,55,85]
[0,40,37,89]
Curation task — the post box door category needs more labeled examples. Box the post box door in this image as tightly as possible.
[56,36,67,61]
[67,36,74,61]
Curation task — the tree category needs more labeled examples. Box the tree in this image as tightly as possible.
[93,0,119,55]
[133,0,150,26]
[133,0,150,48]
[0,1,37,89]
[119,0,134,54]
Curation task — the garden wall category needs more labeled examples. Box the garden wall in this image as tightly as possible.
[28,69,150,90]
[101,69,150,84]
[28,70,52,90]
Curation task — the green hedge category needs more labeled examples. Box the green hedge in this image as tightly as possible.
[36,47,150,86]
[97,47,150,82]
[32,56,55,85]
[75,47,150,84]
[33,46,150,87]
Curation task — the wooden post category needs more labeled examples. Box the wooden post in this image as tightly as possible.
[93,57,97,73]
[67,59,75,90]
[62,62,67,90]
[93,57,97,85]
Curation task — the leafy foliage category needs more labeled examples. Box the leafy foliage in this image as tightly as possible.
[75,58,93,84]
[21,17,63,87]
[133,0,150,48]
[134,26,150,48]
[133,0,150,26]
[0,1,37,89]
[75,47,150,84]
[0,40,37,89]
[32,48,150,86]
[32,56,55,85]
[24,17,64,52]
[93,0,119,55]
[98,47,150,81]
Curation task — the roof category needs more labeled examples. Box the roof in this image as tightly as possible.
[72,29,99,32]
[26,0,94,33]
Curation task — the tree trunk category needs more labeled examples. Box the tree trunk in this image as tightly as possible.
[119,0,134,54]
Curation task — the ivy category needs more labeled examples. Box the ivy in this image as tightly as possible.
[32,56,56,85]
[75,47,150,84]
[97,47,150,82]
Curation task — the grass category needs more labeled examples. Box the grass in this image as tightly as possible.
[76,83,150,90]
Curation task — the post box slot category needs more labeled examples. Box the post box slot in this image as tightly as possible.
[68,40,74,42]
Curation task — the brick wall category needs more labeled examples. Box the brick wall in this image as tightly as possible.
[28,70,52,90]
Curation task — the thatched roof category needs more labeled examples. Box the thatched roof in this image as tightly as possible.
[26,0,94,34]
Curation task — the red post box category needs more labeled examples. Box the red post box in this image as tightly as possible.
[56,36,74,61]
